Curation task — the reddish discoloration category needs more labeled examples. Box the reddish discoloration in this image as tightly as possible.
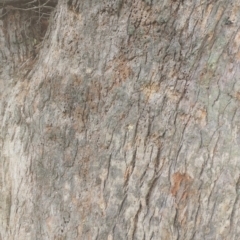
[171,172,192,198]
[171,172,194,226]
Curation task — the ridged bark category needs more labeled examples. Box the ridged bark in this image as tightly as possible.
[1,0,240,239]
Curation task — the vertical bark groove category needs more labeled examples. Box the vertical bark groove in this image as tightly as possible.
[1,0,240,239]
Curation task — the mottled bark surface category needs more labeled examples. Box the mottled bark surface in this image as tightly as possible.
[1,0,240,239]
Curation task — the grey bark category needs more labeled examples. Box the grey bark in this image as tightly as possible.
[1,0,240,239]
[0,0,57,4]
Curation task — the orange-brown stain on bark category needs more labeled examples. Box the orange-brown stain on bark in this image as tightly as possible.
[171,172,192,198]
[195,108,207,127]
[171,172,194,226]
[141,83,160,100]
[235,91,240,101]
[105,54,133,90]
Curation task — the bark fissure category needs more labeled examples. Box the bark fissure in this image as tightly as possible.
[1,0,240,239]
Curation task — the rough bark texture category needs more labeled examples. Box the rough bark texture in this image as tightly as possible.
[1,0,240,239]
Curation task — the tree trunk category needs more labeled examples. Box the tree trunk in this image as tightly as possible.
[1,0,240,239]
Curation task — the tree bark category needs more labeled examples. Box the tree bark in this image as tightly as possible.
[1,0,240,239]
